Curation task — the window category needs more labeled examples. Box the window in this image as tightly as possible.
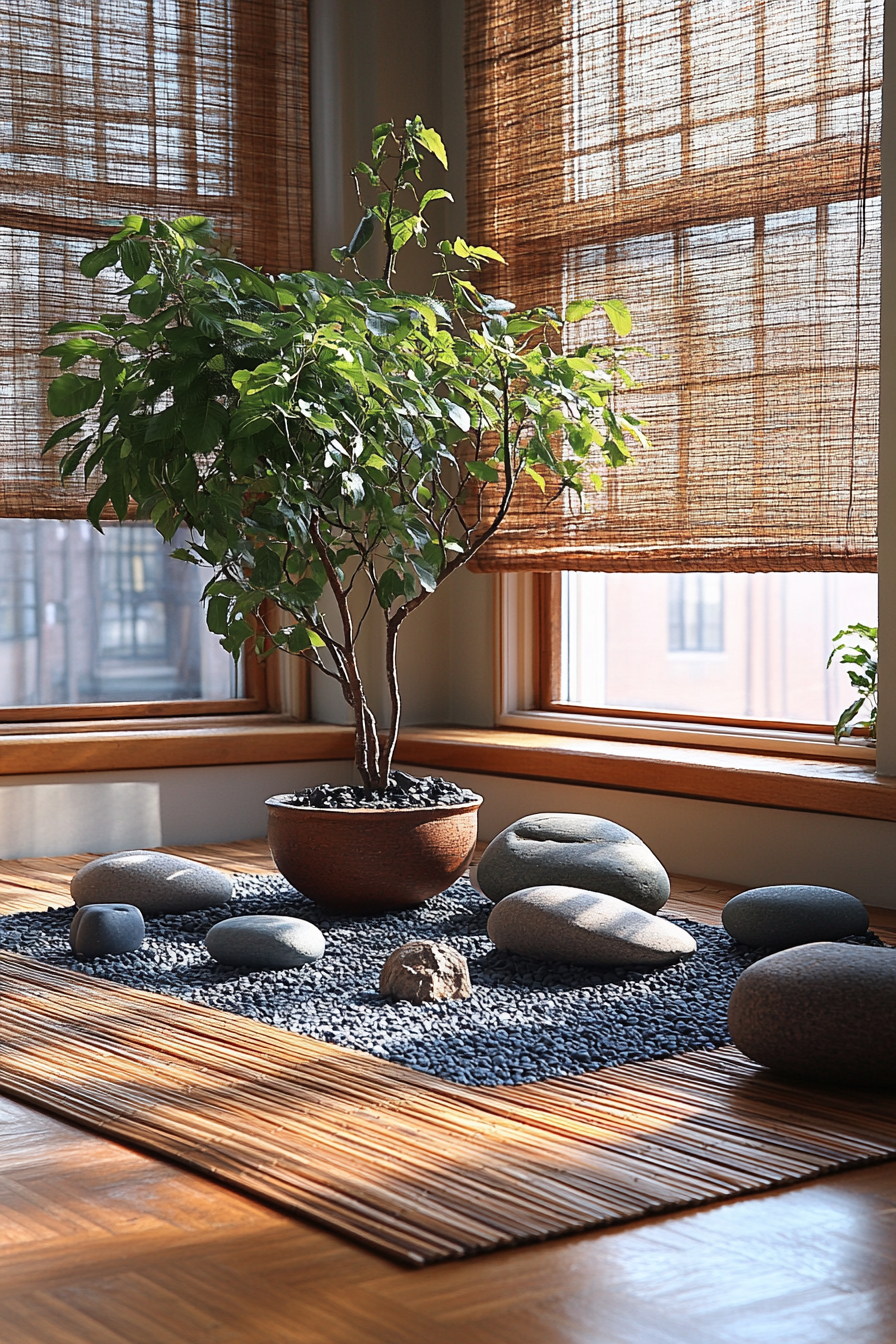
[558,570,878,730]
[467,1,881,747]
[667,575,723,654]
[0,520,244,714]
[0,0,308,724]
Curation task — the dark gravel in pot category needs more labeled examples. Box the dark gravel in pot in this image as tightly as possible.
[288,772,478,810]
[0,876,882,1087]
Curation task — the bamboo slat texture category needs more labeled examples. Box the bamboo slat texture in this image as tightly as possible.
[0,949,894,1267]
[0,840,894,1267]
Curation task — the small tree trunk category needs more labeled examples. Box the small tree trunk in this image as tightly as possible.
[376,615,404,790]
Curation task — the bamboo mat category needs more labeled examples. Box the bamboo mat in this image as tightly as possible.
[0,841,894,1266]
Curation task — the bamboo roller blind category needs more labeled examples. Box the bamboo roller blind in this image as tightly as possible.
[0,0,310,519]
[466,0,881,572]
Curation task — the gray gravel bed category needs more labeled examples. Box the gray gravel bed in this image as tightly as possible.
[0,876,880,1087]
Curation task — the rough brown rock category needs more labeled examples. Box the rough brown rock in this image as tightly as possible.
[727,942,896,1086]
[379,940,472,1003]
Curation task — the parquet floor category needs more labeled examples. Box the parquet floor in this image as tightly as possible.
[0,843,894,1341]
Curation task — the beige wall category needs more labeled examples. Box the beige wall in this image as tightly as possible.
[0,761,355,860]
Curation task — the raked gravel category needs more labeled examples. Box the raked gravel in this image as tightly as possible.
[0,874,876,1087]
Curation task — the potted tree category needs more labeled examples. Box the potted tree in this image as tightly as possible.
[41,117,644,913]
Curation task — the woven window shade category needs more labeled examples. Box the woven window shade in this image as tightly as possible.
[0,0,310,519]
[466,0,881,572]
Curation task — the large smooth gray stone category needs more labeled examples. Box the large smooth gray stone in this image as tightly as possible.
[69,903,145,958]
[728,943,896,1086]
[486,885,696,967]
[205,915,325,969]
[71,850,233,916]
[722,885,869,949]
[477,813,670,913]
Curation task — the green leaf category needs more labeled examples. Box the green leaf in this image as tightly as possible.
[420,189,453,209]
[46,373,102,417]
[79,243,120,279]
[834,698,866,743]
[524,465,547,493]
[40,337,100,369]
[206,595,231,635]
[228,408,271,440]
[41,416,88,456]
[413,123,448,168]
[444,402,471,433]
[365,309,401,337]
[469,245,506,264]
[129,283,163,318]
[119,238,152,281]
[341,471,365,504]
[190,305,225,337]
[564,299,596,323]
[107,214,148,240]
[347,212,375,258]
[48,320,112,336]
[251,545,283,587]
[285,624,325,652]
[600,299,633,337]
[376,568,405,609]
[171,215,216,244]
[466,458,499,483]
[181,401,229,454]
[410,558,437,592]
[221,618,254,654]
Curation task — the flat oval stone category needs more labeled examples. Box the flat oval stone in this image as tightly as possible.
[477,813,670,913]
[205,915,325,969]
[722,885,869,949]
[71,850,233,916]
[728,943,896,1086]
[486,885,696,966]
[69,903,145,958]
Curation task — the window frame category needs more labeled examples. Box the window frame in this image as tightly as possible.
[497,572,877,764]
[0,518,272,724]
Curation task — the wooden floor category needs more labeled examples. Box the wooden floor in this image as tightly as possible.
[0,844,894,1341]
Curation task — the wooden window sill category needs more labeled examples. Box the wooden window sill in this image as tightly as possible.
[0,716,355,776]
[394,726,896,823]
[3,717,894,823]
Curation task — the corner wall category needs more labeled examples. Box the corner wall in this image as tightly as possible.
[0,761,354,860]
[396,765,896,907]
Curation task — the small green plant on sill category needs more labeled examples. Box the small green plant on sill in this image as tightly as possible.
[40,116,646,790]
[827,622,878,744]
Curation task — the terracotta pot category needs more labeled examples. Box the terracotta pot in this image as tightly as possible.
[265,793,483,915]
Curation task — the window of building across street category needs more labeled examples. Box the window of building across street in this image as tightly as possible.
[0,520,242,713]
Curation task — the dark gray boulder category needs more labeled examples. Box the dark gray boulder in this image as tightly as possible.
[205,915,325,969]
[728,942,896,1086]
[477,813,670,913]
[722,884,869,949]
[69,903,145,958]
[486,885,696,966]
[71,850,233,916]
